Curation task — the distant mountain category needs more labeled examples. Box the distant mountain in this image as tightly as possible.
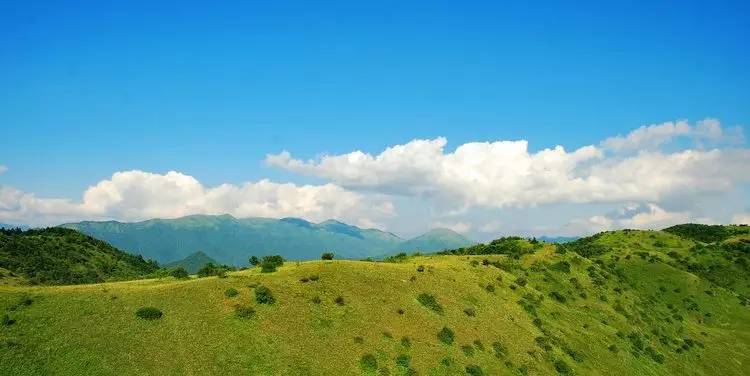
[396,228,475,252]
[164,251,218,274]
[62,215,470,265]
[0,227,159,285]
[537,235,578,243]
[0,223,29,230]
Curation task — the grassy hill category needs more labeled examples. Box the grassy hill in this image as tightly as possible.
[0,227,160,285]
[164,251,218,274]
[1,225,749,375]
[61,215,474,265]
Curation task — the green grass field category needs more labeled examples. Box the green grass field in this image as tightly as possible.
[1,229,749,375]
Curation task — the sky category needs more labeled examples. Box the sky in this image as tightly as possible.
[1,1,749,240]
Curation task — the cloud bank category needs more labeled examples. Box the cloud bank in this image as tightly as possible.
[1,118,748,237]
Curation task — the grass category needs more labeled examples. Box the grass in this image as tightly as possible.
[0,228,749,375]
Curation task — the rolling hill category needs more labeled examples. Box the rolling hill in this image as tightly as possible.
[397,228,474,252]
[0,227,159,285]
[1,224,748,375]
[163,251,218,274]
[61,215,474,265]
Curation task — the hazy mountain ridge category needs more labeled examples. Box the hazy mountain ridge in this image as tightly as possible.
[61,215,473,265]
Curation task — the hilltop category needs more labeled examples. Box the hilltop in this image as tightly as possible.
[1,224,748,375]
[397,228,474,253]
[164,251,218,274]
[0,227,159,285]
[62,215,474,265]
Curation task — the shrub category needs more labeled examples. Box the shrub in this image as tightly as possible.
[311,296,321,304]
[416,265,425,272]
[554,360,572,375]
[401,337,411,347]
[462,344,475,356]
[321,252,334,260]
[492,341,507,357]
[255,286,275,304]
[225,287,239,298]
[170,267,189,279]
[437,327,455,345]
[514,277,527,287]
[260,255,284,273]
[466,365,484,376]
[235,305,255,319]
[335,296,345,305]
[249,256,260,266]
[549,291,567,303]
[473,339,484,351]
[417,293,444,314]
[360,353,378,372]
[354,336,364,344]
[395,354,411,368]
[485,284,495,293]
[300,277,310,283]
[135,307,163,320]
[397,308,405,315]
[1,314,15,326]
[309,275,320,281]
[464,307,476,317]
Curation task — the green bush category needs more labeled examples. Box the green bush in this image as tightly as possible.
[260,255,285,273]
[492,341,507,357]
[335,296,345,305]
[135,307,163,320]
[170,267,189,279]
[514,277,527,287]
[464,307,476,317]
[395,354,410,368]
[437,327,454,345]
[462,344,475,356]
[321,252,334,260]
[466,364,484,375]
[401,337,411,347]
[234,305,255,319]
[360,353,378,372]
[255,285,275,304]
[417,293,444,314]
[249,256,260,266]
[309,275,320,281]
[311,296,321,304]
[416,265,425,272]
[554,359,572,375]
[225,287,239,298]
[2,314,15,326]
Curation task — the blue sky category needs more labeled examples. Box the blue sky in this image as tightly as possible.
[1,1,749,237]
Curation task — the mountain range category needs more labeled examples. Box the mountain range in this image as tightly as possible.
[61,214,474,265]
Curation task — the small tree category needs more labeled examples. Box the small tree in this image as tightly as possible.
[321,252,334,260]
[170,267,189,279]
[249,256,260,266]
[260,255,284,273]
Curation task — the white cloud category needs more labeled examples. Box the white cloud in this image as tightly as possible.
[267,119,749,210]
[0,165,7,175]
[601,118,741,151]
[563,203,714,235]
[0,170,394,227]
[732,213,750,225]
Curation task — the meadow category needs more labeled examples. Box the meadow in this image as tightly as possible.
[1,228,749,375]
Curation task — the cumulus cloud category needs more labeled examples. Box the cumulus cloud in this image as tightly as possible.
[562,203,711,235]
[0,170,394,227]
[601,118,741,151]
[267,119,750,210]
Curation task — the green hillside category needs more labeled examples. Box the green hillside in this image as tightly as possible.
[61,215,473,265]
[396,228,475,253]
[0,227,159,285]
[164,251,218,274]
[1,225,749,375]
